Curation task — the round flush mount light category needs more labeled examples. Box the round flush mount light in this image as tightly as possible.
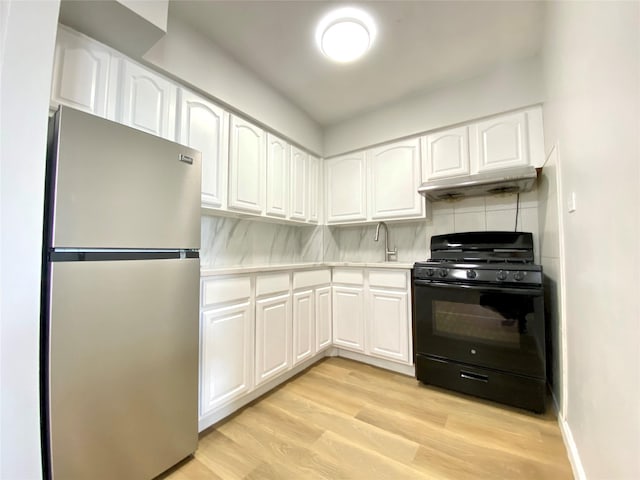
[315,7,377,63]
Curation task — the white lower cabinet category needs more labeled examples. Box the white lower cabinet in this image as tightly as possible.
[292,290,314,365]
[332,284,366,352]
[200,301,253,416]
[255,291,292,386]
[367,288,409,363]
[315,285,332,351]
[199,266,410,429]
[332,268,412,364]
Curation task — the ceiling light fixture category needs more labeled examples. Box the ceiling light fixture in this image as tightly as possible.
[315,7,377,63]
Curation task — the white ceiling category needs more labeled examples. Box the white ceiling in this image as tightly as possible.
[169,1,544,127]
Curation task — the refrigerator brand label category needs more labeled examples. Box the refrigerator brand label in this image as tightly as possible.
[179,154,194,165]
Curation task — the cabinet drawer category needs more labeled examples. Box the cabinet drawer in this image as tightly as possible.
[256,272,290,297]
[369,270,408,289]
[293,269,331,290]
[202,275,251,307]
[332,268,365,285]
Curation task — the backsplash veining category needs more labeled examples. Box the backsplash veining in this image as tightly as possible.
[200,216,323,267]
[200,190,539,268]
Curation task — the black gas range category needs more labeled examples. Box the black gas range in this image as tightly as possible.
[413,231,546,413]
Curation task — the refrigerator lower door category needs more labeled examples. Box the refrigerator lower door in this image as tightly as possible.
[46,258,199,480]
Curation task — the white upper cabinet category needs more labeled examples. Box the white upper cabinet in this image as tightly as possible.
[308,155,321,224]
[51,27,119,119]
[228,115,266,214]
[422,126,470,181]
[290,146,308,221]
[325,152,367,223]
[179,90,229,209]
[120,60,177,140]
[473,111,529,172]
[368,138,423,220]
[265,134,290,219]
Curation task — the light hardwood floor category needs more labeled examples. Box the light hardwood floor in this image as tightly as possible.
[161,357,573,479]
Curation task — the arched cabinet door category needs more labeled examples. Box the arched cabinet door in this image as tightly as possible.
[368,138,424,220]
[228,115,266,214]
[266,134,290,219]
[474,111,529,172]
[179,91,229,209]
[51,26,118,119]
[120,60,177,140]
[325,152,367,223]
[422,126,470,180]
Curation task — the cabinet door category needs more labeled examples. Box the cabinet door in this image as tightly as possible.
[315,286,332,352]
[325,153,367,223]
[179,90,229,209]
[200,302,253,416]
[474,112,529,172]
[228,116,266,214]
[290,146,308,221]
[367,288,409,363]
[308,155,321,224]
[51,27,118,119]
[255,293,292,386]
[120,60,177,140]
[368,138,424,220]
[422,126,470,180]
[265,134,289,218]
[332,285,365,352]
[292,290,314,366]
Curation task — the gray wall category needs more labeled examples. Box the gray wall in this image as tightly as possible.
[542,1,640,478]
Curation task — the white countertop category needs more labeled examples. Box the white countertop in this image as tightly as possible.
[201,261,414,276]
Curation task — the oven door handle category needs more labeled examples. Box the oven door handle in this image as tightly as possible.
[413,280,543,296]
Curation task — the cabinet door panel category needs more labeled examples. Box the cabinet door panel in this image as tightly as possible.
[369,139,423,219]
[255,294,291,386]
[475,112,529,172]
[367,289,409,363]
[293,290,314,365]
[121,60,177,140]
[200,303,253,415]
[179,91,228,209]
[423,126,470,180]
[315,286,332,352]
[308,155,321,223]
[325,153,367,223]
[51,27,114,118]
[290,146,308,221]
[332,286,365,352]
[266,134,289,218]
[229,116,265,214]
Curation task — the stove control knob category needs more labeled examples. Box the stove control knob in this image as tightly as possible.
[466,269,477,279]
[426,268,435,277]
[438,268,448,278]
[496,270,508,281]
[514,271,524,281]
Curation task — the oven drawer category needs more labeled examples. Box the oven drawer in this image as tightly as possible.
[416,354,546,413]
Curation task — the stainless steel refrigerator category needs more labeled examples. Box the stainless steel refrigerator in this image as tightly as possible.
[42,106,202,479]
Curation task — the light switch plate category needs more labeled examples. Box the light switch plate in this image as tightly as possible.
[568,192,577,213]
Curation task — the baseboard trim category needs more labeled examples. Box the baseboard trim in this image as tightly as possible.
[336,349,416,376]
[558,415,587,480]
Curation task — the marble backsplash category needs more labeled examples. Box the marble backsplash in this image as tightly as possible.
[200,216,323,267]
[200,190,540,268]
[323,222,429,263]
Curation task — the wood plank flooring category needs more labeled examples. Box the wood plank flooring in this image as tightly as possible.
[161,357,573,480]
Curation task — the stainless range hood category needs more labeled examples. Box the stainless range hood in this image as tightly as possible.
[418,165,539,201]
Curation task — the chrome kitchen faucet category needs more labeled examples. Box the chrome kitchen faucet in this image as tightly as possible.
[374,221,397,262]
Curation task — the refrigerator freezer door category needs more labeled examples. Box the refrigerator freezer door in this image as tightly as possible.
[47,258,199,480]
[50,106,201,249]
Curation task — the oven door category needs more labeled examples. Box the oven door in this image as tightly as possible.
[414,280,545,378]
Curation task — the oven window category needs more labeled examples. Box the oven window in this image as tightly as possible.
[433,294,535,347]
